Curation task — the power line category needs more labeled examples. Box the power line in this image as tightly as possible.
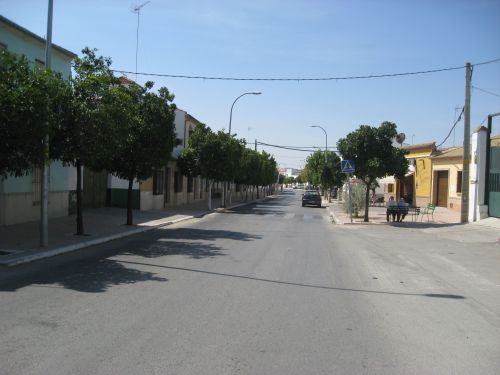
[112,58,500,82]
[473,85,500,98]
[436,107,464,148]
[257,141,337,152]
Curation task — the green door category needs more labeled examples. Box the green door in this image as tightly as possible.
[488,146,500,218]
[83,169,108,209]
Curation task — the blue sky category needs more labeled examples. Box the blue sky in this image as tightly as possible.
[2,0,500,169]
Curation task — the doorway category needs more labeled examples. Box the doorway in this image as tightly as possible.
[435,171,449,207]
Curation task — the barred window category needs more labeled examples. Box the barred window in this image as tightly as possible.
[153,169,164,195]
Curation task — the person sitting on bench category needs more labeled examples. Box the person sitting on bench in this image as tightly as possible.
[397,197,409,222]
[386,196,397,222]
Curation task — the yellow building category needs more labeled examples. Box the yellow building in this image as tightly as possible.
[383,142,435,206]
[430,147,463,211]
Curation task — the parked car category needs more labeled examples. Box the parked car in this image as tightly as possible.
[302,190,322,207]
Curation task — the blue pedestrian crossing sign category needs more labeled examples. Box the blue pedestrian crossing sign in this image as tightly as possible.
[341,160,355,173]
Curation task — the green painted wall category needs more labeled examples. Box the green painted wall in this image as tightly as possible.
[108,188,140,210]
[0,22,73,77]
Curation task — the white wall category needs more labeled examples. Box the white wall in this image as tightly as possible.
[108,175,139,190]
[172,108,187,159]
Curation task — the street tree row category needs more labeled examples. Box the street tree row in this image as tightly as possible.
[0,48,177,231]
[177,124,278,209]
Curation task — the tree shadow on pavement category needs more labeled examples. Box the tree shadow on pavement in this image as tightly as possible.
[1,228,260,293]
[150,227,262,242]
[124,240,226,260]
[0,258,168,293]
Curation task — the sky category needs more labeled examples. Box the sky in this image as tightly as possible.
[2,0,500,169]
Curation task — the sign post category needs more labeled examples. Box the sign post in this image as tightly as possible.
[341,160,355,223]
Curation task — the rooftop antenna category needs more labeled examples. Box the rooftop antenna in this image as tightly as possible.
[133,1,150,82]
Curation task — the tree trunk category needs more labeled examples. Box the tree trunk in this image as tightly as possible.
[208,180,212,210]
[364,181,371,222]
[75,160,84,235]
[221,181,226,208]
[126,178,134,225]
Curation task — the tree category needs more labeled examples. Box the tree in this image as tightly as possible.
[234,147,262,202]
[337,121,408,222]
[51,48,117,235]
[304,150,344,200]
[178,125,245,209]
[0,50,70,177]
[106,81,177,225]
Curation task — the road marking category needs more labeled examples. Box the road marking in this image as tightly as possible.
[303,214,313,220]
[284,213,295,219]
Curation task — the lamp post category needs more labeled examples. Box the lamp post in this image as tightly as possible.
[311,125,328,163]
[223,92,261,207]
[229,92,261,135]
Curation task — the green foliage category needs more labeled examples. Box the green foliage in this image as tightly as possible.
[107,81,177,181]
[304,150,345,191]
[51,47,118,171]
[342,183,366,217]
[337,121,408,221]
[0,50,70,177]
[103,80,177,224]
[179,126,277,188]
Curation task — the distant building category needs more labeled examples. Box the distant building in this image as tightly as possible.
[279,168,302,178]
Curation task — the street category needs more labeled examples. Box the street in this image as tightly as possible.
[1,190,499,374]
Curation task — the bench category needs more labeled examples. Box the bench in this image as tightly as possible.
[387,206,409,222]
[420,204,436,222]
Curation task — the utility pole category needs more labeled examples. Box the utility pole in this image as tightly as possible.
[460,63,471,223]
[255,139,257,151]
[40,0,53,247]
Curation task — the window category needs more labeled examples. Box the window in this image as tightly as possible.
[387,183,394,193]
[187,176,194,193]
[174,171,183,193]
[153,169,164,195]
[456,171,463,193]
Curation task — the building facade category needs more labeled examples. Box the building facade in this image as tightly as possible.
[0,16,77,225]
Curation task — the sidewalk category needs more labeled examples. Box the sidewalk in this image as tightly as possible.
[0,197,261,267]
[326,199,461,225]
[325,198,500,241]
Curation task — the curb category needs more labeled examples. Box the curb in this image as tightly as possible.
[1,198,266,268]
[0,214,201,268]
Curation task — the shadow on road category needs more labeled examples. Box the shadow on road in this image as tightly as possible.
[0,228,261,293]
[0,258,168,293]
[116,260,466,300]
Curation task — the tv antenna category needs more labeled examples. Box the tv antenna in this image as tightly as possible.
[133,1,150,81]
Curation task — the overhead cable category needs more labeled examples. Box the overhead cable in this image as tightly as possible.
[473,85,500,98]
[436,107,464,148]
[112,58,500,82]
[257,141,337,152]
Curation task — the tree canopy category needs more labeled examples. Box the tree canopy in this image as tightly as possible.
[337,121,408,221]
[0,50,70,177]
[105,81,178,225]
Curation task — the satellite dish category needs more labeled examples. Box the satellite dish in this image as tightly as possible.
[396,133,406,145]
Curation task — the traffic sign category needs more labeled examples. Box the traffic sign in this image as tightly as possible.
[341,160,355,173]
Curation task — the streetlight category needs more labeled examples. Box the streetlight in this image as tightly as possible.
[229,92,262,135]
[311,125,328,163]
[224,92,261,208]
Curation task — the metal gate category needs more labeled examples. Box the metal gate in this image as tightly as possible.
[488,143,500,218]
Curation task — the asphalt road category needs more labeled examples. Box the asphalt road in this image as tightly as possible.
[1,190,499,374]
